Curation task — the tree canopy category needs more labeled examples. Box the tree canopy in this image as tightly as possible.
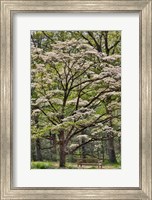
[31,31,121,168]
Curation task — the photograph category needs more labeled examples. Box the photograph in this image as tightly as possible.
[31,31,121,169]
[1,0,152,199]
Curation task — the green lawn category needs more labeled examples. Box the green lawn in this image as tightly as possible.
[31,161,121,169]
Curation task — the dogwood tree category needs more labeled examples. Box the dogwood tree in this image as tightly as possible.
[31,37,121,167]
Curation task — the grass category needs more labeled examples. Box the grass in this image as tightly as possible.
[31,161,121,169]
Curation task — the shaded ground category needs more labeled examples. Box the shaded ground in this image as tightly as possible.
[31,161,121,169]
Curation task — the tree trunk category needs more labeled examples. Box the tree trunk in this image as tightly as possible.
[59,131,66,168]
[59,142,66,167]
[118,136,121,154]
[81,136,86,159]
[36,138,43,161]
[49,133,57,161]
[107,135,117,163]
[102,140,105,162]
[82,144,86,159]
[107,110,117,163]
[59,145,66,168]
[104,31,110,56]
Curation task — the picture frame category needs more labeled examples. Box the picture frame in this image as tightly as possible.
[0,0,151,199]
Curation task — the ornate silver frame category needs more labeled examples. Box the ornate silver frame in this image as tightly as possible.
[0,0,151,199]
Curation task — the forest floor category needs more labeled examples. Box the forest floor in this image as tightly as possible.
[31,161,121,169]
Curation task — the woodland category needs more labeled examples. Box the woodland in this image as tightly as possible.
[31,31,121,169]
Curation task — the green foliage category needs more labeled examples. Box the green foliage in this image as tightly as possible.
[95,103,106,115]
[31,161,121,169]
[31,161,51,169]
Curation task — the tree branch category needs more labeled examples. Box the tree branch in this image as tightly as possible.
[66,114,106,143]
[40,146,54,150]
[31,35,37,47]
[88,31,102,52]
[81,33,94,47]
[37,90,58,113]
[104,31,109,55]
[71,76,108,90]
[51,65,65,90]
[84,88,109,107]
[48,100,58,113]
[109,40,120,51]
[38,107,57,125]
[42,31,54,43]
[69,137,108,154]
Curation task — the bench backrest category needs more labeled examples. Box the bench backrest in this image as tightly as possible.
[77,158,100,163]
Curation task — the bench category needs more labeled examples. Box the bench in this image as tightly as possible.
[77,158,102,168]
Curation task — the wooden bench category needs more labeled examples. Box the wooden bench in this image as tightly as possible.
[77,158,102,169]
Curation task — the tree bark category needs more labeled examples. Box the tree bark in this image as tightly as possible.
[82,144,86,159]
[102,140,105,162]
[59,143,66,167]
[118,136,121,154]
[36,138,43,161]
[107,110,117,163]
[81,130,87,159]
[104,31,110,56]
[59,131,66,167]
[59,150,66,167]
[107,135,117,163]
